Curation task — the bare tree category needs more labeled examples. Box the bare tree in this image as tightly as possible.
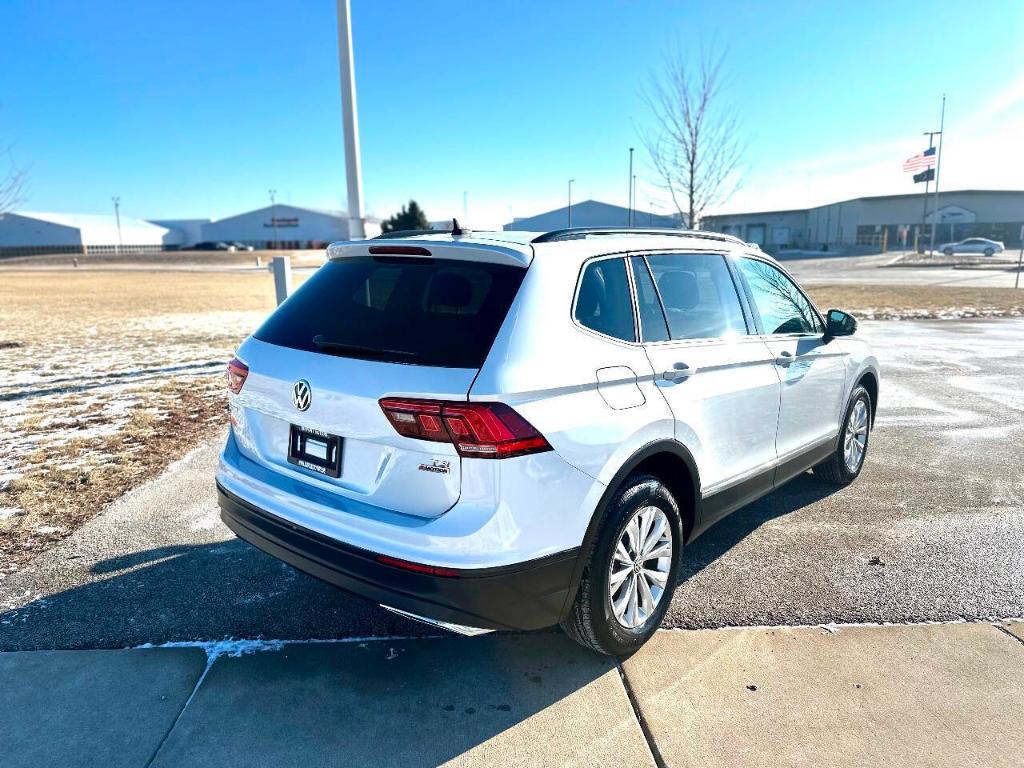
[642,43,744,229]
[0,142,27,214]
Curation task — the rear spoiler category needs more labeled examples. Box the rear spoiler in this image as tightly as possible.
[326,239,532,268]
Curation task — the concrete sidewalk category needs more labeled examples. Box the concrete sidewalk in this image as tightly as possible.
[2,622,1022,768]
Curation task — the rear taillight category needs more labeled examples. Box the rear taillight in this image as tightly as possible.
[379,398,552,459]
[226,357,248,394]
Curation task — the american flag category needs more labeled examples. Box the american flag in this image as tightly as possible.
[903,146,937,173]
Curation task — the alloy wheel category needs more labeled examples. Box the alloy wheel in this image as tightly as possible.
[608,505,672,629]
[844,398,869,473]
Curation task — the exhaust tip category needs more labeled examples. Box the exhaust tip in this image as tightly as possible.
[380,605,493,637]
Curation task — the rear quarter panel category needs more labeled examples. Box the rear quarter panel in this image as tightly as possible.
[471,249,676,488]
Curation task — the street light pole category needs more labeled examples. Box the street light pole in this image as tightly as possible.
[627,148,634,227]
[567,179,575,227]
[268,189,278,249]
[111,196,122,254]
[632,175,637,227]
[336,0,365,239]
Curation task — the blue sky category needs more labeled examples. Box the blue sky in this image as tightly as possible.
[2,0,1022,228]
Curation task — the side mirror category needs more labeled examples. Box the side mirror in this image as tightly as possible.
[825,308,857,338]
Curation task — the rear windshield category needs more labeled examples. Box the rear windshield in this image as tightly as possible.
[254,256,525,368]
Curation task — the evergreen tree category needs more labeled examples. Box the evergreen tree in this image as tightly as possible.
[381,200,430,233]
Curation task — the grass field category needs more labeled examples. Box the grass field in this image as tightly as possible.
[1,268,1022,576]
[0,271,295,575]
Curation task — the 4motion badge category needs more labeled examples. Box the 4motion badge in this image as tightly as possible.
[418,459,451,475]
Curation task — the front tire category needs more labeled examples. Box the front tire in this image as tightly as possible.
[814,385,872,485]
[943,248,954,256]
[561,474,682,656]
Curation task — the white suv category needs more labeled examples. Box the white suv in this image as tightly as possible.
[217,227,879,655]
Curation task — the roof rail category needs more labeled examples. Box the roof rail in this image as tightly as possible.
[531,227,744,245]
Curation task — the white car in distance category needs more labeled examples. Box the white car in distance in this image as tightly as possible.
[938,237,1005,257]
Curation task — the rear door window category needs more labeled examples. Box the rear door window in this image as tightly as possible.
[254,257,525,368]
[645,253,747,340]
[574,258,636,342]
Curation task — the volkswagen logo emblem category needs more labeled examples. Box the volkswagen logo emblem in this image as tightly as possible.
[292,380,312,411]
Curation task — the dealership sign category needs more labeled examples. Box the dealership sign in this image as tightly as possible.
[264,217,299,228]
[925,205,975,225]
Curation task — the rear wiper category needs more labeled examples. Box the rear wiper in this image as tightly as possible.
[311,335,418,360]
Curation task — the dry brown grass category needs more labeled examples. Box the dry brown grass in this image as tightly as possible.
[0,270,294,575]
[806,284,1024,320]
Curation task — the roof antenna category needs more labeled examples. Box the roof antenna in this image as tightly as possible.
[451,217,464,236]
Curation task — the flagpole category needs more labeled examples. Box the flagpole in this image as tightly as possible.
[929,95,946,255]
[919,131,939,253]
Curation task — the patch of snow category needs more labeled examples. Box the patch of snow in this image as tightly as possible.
[0,507,24,519]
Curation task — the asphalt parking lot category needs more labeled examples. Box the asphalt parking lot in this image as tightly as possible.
[1,318,1022,650]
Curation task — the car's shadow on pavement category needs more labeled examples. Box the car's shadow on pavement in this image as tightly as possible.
[677,472,838,585]
[0,536,440,652]
[0,471,837,652]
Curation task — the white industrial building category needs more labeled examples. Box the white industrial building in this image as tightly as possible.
[0,211,172,256]
[504,199,683,232]
[0,204,380,256]
[701,189,1024,253]
[147,218,210,248]
[201,204,380,249]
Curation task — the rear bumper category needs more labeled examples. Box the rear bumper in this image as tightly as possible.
[217,483,579,631]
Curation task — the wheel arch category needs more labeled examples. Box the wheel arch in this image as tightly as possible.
[857,370,879,427]
[558,440,701,620]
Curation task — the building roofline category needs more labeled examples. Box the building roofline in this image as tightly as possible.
[705,189,1024,219]
[703,208,808,218]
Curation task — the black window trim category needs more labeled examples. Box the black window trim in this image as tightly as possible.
[734,253,827,337]
[627,254,671,343]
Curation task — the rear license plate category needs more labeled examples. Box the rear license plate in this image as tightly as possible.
[287,425,342,478]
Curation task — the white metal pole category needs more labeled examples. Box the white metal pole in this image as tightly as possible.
[929,95,946,255]
[337,0,365,239]
[112,196,122,254]
[272,255,293,305]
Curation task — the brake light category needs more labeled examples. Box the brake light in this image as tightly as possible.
[226,357,248,394]
[379,398,552,459]
[368,245,432,256]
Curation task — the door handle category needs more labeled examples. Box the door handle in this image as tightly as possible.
[775,351,794,366]
[663,362,694,380]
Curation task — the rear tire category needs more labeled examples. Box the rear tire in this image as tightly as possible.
[814,385,871,485]
[560,474,682,656]
[984,248,994,257]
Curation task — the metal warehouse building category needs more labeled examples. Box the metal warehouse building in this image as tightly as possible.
[0,204,381,255]
[504,199,682,231]
[201,204,380,248]
[0,211,173,256]
[701,189,1024,253]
